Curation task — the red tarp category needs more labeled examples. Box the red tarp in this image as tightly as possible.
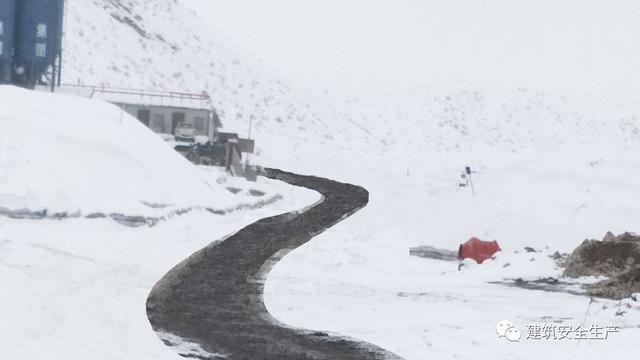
[458,237,501,264]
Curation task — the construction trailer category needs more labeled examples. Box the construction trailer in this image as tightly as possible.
[0,0,65,90]
[59,84,258,180]
[60,84,221,141]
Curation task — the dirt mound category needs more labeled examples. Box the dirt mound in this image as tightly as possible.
[564,232,640,300]
[586,267,640,300]
[564,232,640,278]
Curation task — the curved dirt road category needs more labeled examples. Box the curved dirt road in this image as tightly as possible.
[146,168,402,360]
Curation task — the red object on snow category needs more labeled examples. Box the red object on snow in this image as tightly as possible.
[458,237,501,264]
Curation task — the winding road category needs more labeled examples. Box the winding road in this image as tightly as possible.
[146,168,403,360]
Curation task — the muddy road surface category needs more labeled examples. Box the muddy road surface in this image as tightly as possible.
[146,168,402,360]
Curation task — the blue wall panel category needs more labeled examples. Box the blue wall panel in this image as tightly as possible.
[14,0,64,87]
[0,0,16,83]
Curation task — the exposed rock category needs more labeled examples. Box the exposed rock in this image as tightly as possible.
[248,189,266,197]
[603,231,617,242]
[549,251,569,267]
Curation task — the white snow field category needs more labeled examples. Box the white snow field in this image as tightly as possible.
[262,92,640,359]
[0,86,320,359]
[2,0,639,359]
[265,144,640,359]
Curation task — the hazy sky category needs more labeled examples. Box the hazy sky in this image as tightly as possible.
[187,0,640,100]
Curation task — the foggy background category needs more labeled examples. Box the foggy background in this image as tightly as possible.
[187,0,640,102]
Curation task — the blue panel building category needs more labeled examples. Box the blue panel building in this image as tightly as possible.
[0,0,16,83]
[0,0,64,90]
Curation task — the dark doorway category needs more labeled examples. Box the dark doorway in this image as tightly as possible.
[171,112,186,134]
[137,109,150,126]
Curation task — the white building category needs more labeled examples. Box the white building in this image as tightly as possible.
[60,85,220,141]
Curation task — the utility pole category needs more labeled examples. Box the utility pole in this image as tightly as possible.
[465,166,476,195]
[247,114,254,140]
[245,114,255,168]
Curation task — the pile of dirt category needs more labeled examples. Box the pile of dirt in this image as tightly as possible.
[564,232,640,300]
[587,267,640,300]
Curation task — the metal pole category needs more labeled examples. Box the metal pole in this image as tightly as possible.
[57,50,62,86]
[59,0,66,88]
[465,166,475,195]
[468,174,476,195]
[245,115,254,167]
[51,63,56,92]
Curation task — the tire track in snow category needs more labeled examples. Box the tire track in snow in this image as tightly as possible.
[146,168,403,360]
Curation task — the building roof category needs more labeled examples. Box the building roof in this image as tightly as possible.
[59,84,214,111]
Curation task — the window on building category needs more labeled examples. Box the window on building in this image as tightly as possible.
[0,41,3,56]
[37,23,47,38]
[193,116,206,134]
[137,110,150,127]
[0,21,4,36]
[35,43,46,58]
[151,113,166,133]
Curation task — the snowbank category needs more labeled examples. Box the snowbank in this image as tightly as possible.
[0,86,237,217]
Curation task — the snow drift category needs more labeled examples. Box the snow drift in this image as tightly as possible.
[0,86,237,216]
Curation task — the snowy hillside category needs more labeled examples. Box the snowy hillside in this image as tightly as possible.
[339,88,640,155]
[62,1,640,179]
[62,0,369,172]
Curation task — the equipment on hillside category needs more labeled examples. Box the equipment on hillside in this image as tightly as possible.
[458,165,477,195]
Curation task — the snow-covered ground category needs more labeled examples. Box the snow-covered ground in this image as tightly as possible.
[265,142,640,359]
[262,92,640,359]
[0,196,320,359]
[0,86,320,359]
[3,1,640,359]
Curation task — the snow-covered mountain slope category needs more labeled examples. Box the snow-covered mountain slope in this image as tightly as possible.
[335,88,640,169]
[63,0,640,179]
[62,0,370,173]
